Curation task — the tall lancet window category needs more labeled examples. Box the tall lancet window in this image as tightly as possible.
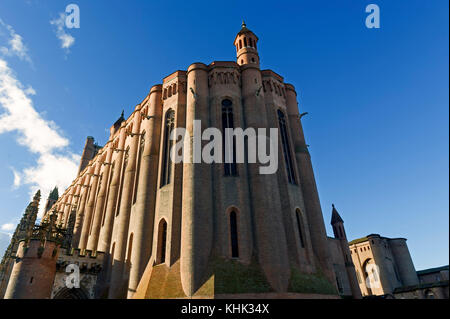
[133,131,145,204]
[222,99,237,176]
[157,219,167,264]
[295,209,305,248]
[230,210,239,258]
[277,110,296,184]
[161,110,175,187]
[102,161,114,226]
[116,146,129,217]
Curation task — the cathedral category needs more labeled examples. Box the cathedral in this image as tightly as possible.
[0,22,364,299]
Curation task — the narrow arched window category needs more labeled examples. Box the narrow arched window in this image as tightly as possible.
[239,39,242,49]
[116,147,129,216]
[336,276,343,293]
[222,99,237,176]
[244,37,247,47]
[110,242,116,268]
[161,110,175,187]
[157,219,167,264]
[230,211,239,258]
[89,173,103,234]
[133,131,145,204]
[124,147,130,169]
[295,209,305,248]
[102,161,114,226]
[127,233,133,264]
[278,110,296,184]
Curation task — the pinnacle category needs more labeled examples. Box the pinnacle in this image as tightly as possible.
[331,204,344,224]
[33,190,41,200]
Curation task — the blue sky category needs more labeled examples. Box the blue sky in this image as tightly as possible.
[0,0,448,270]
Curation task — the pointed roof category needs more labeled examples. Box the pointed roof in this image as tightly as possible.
[48,186,59,201]
[238,20,251,34]
[113,110,125,128]
[331,204,344,224]
[234,21,258,43]
[33,189,41,199]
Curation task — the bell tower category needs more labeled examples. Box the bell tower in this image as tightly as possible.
[234,21,260,67]
[330,204,363,298]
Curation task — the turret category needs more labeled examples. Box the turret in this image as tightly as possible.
[0,190,41,298]
[78,136,100,174]
[3,212,64,299]
[14,190,40,241]
[330,205,362,298]
[44,186,59,213]
[110,110,126,137]
[234,21,260,67]
[331,204,346,240]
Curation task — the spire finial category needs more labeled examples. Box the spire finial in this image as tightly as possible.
[242,20,246,28]
[331,204,344,225]
[49,186,59,200]
[33,190,41,201]
[121,110,124,118]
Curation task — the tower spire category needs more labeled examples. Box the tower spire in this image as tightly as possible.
[331,204,346,240]
[234,21,260,66]
[331,204,344,225]
[44,187,59,214]
[33,190,41,202]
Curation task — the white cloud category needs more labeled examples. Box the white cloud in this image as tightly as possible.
[12,168,21,188]
[1,223,15,231]
[22,152,80,198]
[0,60,69,152]
[0,58,80,217]
[0,19,32,64]
[50,13,75,52]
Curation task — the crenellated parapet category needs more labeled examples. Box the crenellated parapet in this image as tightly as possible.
[208,62,241,87]
[261,69,287,99]
[3,237,60,299]
[162,73,187,100]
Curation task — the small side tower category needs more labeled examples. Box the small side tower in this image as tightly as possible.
[234,21,260,67]
[3,213,64,299]
[331,205,362,298]
[78,136,102,174]
[0,190,40,298]
[331,204,346,240]
[44,187,59,213]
